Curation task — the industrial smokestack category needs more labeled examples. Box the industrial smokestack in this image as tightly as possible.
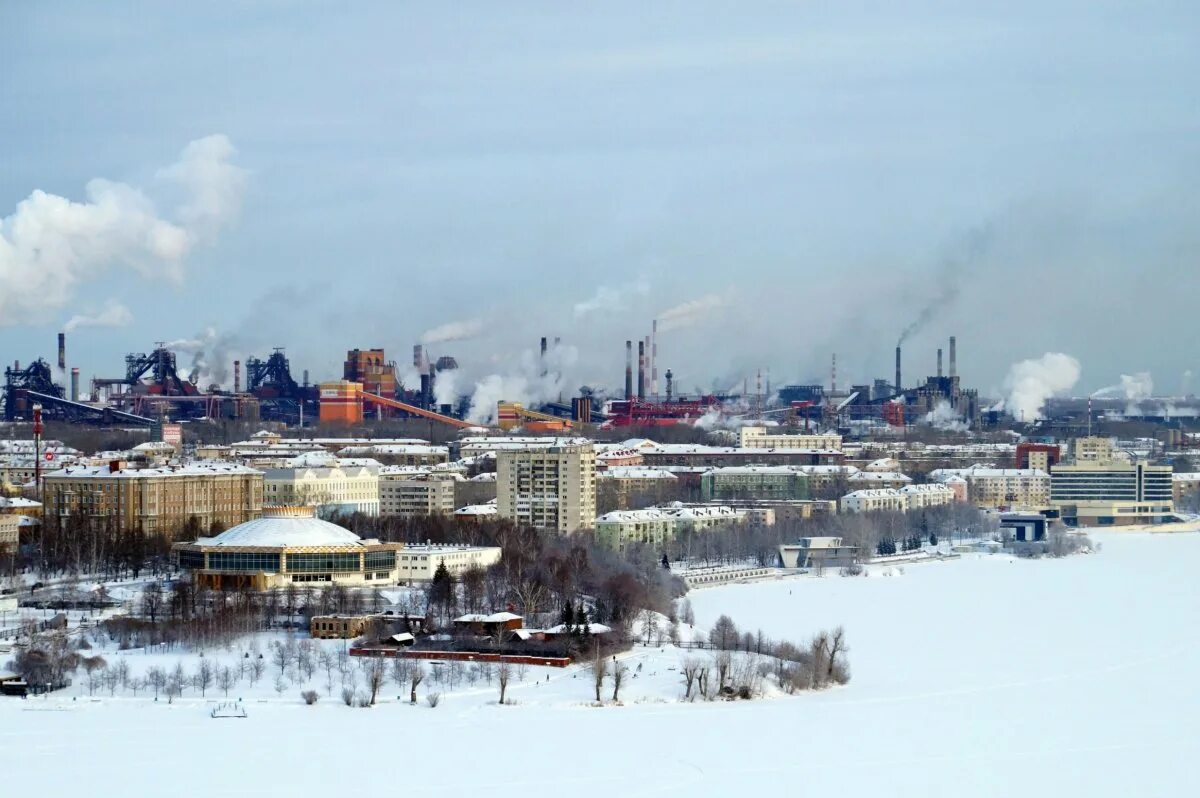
[625,340,633,400]
[540,337,548,377]
[57,332,66,371]
[428,363,437,407]
[895,346,902,395]
[637,340,646,401]
[651,320,658,398]
[937,348,943,378]
[234,360,241,393]
[413,344,424,370]
[949,336,957,379]
[70,368,79,402]
[665,369,674,401]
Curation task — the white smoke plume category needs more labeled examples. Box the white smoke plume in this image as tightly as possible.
[420,318,485,345]
[432,368,460,408]
[166,327,239,388]
[922,400,969,432]
[465,343,578,424]
[0,135,245,326]
[1092,372,1153,415]
[63,301,134,332]
[1002,353,1082,421]
[657,294,726,332]
[573,279,650,318]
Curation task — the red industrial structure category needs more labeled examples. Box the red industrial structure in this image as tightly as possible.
[603,396,721,427]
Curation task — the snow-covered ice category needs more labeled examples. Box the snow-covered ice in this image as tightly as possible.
[3,532,1199,796]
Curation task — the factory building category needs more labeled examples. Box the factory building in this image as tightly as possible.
[172,506,404,590]
[496,442,596,533]
[42,462,264,537]
[263,464,380,517]
[343,348,397,399]
[1050,440,1173,526]
[699,466,810,502]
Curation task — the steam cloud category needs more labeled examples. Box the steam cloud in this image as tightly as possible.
[420,319,485,345]
[922,400,969,432]
[166,327,240,388]
[658,294,726,332]
[0,135,245,326]
[1001,352,1082,421]
[1092,372,1154,416]
[896,225,993,346]
[573,279,649,318]
[465,342,578,424]
[63,301,134,332]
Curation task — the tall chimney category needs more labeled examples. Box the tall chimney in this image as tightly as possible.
[413,344,424,370]
[665,369,674,401]
[57,332,66,371]
[949,336,957,379]
[625,340,633,400]
[539,337,548,376]
[234,360,241,393]
[937,348,943,378]
[651,320,658,398]
[637,340,646,401]
[895,346,902,395]
[428,363,437,407]
[70,368,80,402]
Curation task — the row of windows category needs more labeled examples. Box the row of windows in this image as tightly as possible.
[209,552,282,571]
[364,550,396,569]
[287,553,362,573]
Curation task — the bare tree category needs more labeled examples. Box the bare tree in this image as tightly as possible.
[590,651,608,703]
[217,665,235,697]
[362,656,387,706]
[497,661,511,705]
[681,657,702,701]
[195,657,214,697]
[409,663,425,705]
[680,598,695,627]
[639,607,660,646]
[146,666,166,700]
[426,691,441,708]
[611,660,628,702]
[249,658,266,686]
[302,689,319,705]
[318,649,336,695]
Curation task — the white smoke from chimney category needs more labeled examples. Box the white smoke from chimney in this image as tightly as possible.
[572,278,650,318]
[922,400,969,432]
[420,318,485,345]
[657,294,726,332]
[1001,352,1082,421]
[465,342,578,424]
[166,327,239,388]
[1092,372,1153,416]
[63,300,134,332]
[0,134,245,326]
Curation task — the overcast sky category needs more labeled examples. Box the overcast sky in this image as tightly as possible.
[2,1,1198,400]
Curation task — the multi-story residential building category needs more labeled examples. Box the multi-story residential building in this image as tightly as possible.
[839,489,909,514]
[42,462,263,537]
[1051,459,1173,526]
[847,471,912,490]
[1073,437,1118,463]
[929,467,1051,509]
[596,466,679,513]
[263,465,379,517]
[594,504,746,550]
[795,465,861,496]
[739,426,843,451]
[1173,473,1200,508]
[0,513,18,554]
[699,466,809,502]
[496,443,596,533]
[897,483,956,510]
[1016,443,1061,472]
[336,444,449,466]
[639,444,843,469]
[378,472,457,517]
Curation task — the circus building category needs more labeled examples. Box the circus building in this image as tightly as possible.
[172,506,403,590]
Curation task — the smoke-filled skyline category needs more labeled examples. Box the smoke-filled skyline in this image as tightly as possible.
[3,3,1199,398]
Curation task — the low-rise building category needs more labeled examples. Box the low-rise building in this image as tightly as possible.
[395,544,502,582]
[739,426,843,451]
[778,536,859,569]
[596,466,679,513]
[929,467,1051,509]
[594,503,746,550]
[839,489,908,514]
[379,471,457,517]
[847,471,912,490]
[897,483,956,510]
[264,463,380,517]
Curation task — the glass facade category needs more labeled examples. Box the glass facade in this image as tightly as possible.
[286,552,361,573]
[207,552,281,572]
[177,549,206,569]
[364,550,396,570]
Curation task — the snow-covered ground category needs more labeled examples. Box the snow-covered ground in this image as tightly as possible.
[4,531,1200,796]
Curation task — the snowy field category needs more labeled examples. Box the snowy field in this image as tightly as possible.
[4,531,1200,796]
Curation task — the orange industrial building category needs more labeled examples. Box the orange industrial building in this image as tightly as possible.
[343,349,397,399]
[319,380,476,429]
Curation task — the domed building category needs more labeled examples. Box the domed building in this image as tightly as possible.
[172,506,403,590]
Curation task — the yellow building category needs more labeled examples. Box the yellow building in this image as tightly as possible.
[263,464,379,517]
[42,463,263,537]
[0,514,18,554]
[379,472,457,517]
[739,426,842,451]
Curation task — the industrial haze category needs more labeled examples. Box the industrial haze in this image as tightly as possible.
[3,2,1200,399]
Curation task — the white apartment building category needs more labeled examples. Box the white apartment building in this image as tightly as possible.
[897,483,956,510]
[739,426,843,451]
[496,442,596,533]
[263,465,380,517]
[839,489,909,513]
[595,503,746,549]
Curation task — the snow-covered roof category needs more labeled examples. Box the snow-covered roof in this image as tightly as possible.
[198,507,363,548]
[598,466,677,480]
[45,462,261,479]
[704,465,800,476]
[453,612,521,624]
[848,471,912,482]
[542,623,612,635]
[454,503,498,516]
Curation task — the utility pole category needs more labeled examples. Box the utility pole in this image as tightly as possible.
[33,404,43,502]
